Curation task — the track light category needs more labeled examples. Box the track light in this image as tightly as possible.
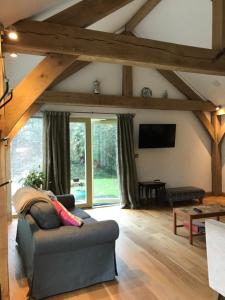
[8,30,18,40]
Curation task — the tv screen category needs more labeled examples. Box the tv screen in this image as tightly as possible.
[139,124,176,148]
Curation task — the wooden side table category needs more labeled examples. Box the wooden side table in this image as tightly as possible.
[173,205,225,245]
[139,181,166,206]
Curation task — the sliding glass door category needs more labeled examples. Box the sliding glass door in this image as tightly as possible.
[70,118,120,207]
[70,119,92,207]
[92,119,120,206]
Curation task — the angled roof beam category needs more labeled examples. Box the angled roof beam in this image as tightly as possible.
[47,0,135,27]
[158,70,216,141]
[51,0,163,88]
[4,54,77,137]
[47,0,135,87]
[3,0,135,137]
[4,20,225,76]
[125,0,161,32]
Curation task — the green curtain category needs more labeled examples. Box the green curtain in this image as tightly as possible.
[43,111,70,195]
[117,114,139,209]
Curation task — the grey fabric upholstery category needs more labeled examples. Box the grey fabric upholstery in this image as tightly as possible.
[16,194,119,300]
[56,194,75,209]
[165,186,205,206]
[29,202,61,229]
[70,207,90,219]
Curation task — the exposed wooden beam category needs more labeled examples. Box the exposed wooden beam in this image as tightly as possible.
[47,0,135,87]
[4,0,135,137]
[125,0,161,32]
[212,0,225,49]
[157,70,216,141]
[218,123,225,144]
[122,65,133,96]
[4,20,225,76]
[157,70,203,100]
[7,103,42,141]
[211,113,222,195]
[50,0,162,89]
[3,54,77,137]
[47,0,135,27]
[38,90,216,111]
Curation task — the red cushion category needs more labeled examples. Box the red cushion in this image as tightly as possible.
[51,199,83,227]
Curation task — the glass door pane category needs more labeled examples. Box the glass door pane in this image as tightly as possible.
[92,119,120,206]
[70,119,92,207]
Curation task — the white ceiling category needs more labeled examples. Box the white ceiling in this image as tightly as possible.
[3,0,225,106]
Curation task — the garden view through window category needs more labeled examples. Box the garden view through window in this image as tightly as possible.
[70,119,120,206]
[11,117,43,195]
[11,116,120,207]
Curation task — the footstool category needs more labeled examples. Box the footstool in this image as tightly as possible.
[166,186,205,207]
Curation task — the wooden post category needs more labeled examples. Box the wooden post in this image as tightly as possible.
[122,65,133,96]
[212,0,225,49]
[0,36,10,300]
[211,112,222,195]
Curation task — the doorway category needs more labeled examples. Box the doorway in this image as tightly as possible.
[70,118,120,207]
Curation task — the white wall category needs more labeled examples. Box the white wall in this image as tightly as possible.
[43,103,212,191]
[4,0,218,192]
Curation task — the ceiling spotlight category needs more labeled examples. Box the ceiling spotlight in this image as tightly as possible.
[216,105,221,111]
[10,53,18,58]
[8,29,18,40]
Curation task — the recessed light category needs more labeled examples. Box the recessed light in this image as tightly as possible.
[216,105,221,111]
[10,53,18,58]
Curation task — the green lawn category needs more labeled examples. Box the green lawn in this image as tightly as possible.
[71,177,120,205]
[93,178,120,198]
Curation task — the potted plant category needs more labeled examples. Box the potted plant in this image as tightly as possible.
[21,170,45,189]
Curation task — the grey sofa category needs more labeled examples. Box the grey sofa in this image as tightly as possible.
[16,194,119,299]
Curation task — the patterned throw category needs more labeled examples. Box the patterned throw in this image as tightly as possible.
[51,198,83,227]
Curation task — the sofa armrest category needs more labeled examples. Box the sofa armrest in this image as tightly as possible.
[56,194,75,209]
[34,220,119,255]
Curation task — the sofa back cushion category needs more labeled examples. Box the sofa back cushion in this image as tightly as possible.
[56,194,75,209]
[30,202,61,229]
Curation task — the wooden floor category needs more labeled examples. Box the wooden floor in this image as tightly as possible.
[9,198,221,300]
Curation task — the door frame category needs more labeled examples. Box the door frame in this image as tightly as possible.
[70,118,93,208]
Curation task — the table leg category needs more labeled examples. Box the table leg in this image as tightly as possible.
[217,216,220,221]
[173,211,177,235]
[189,217,193,245]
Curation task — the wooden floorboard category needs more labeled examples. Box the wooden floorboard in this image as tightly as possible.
[9,199,219,300]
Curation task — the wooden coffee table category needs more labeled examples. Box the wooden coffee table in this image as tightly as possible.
[173,205,225,245]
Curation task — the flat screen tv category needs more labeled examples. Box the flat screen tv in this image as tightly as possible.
[139,124,176,148]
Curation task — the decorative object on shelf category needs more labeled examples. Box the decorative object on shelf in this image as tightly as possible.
[20,169,45,189]
[93,80,101,94]
[141,87,152,98]
[162,90,168,98]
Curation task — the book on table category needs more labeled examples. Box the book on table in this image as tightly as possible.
[183,220,205,234]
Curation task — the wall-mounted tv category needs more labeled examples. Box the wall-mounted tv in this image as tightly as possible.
[139,124,176,148]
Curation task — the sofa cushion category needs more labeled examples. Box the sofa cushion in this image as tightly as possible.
[30,202,61,229]
[52,199,83,227]
[56,194,75,209]
[82,217,97,224]
[69,207,91,219]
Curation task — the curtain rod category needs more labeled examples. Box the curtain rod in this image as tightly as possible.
[40,110,135,116]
